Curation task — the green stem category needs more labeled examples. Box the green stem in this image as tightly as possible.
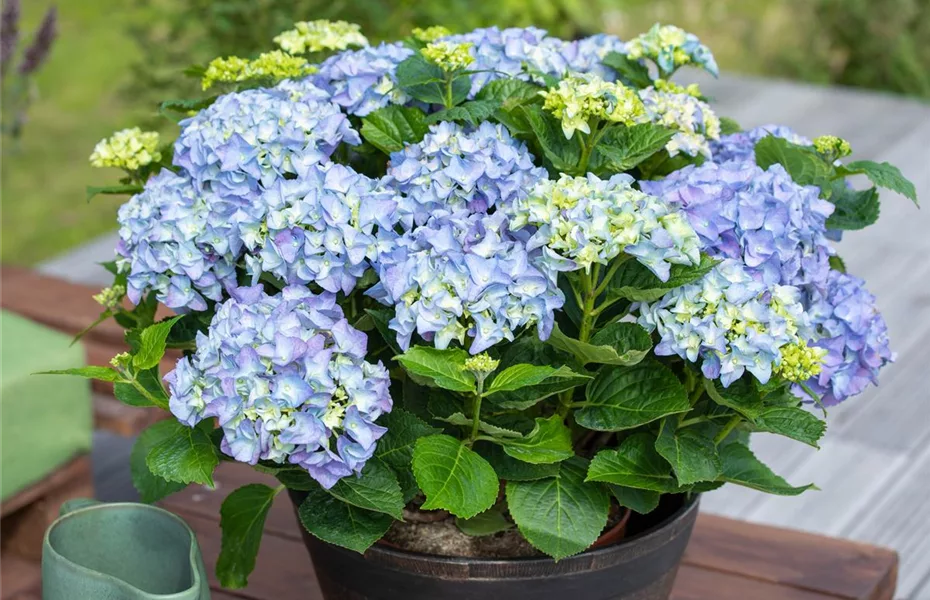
[444,75,454,109]
[592,255,630,298]
[468,374,487,443]
[714,415,742,446]
[128,375,168,410]
[677,416,708,429]
[576,121,606,176]
[689,386,705,406]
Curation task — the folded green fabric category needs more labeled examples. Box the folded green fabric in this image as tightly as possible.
[1,310,93,500]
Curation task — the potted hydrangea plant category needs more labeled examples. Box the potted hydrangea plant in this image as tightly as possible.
[47,19,917,600]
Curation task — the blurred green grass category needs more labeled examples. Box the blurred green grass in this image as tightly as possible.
[0,0,154,265]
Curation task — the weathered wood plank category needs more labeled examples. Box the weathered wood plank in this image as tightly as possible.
[671,565,832,600]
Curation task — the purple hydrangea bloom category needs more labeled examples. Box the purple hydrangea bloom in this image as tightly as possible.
[710,125,812,164]
[368,210,564,354]
[799,270,895,405]
[116,169,238,312]
[641,160,835,289]
[165,285,392,489]
[637,259,812,386]
[387,121,547,228]
[562,34,628,80]
[311,42,414,116]
[247,163,400,294]
[173,86,359,202]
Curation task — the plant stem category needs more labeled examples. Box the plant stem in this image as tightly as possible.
[468,375,487,443]
[576,121,608,176]
[677,416,708,429]
[714,415,742,445]
[444,76,454,109]
[592,255,629,298]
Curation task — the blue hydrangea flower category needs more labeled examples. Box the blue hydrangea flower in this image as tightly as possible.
[310,42,414,116]
[799,270,894,405]
[387,121,547,228]
[637,259,812,386]
[710,125,812,164]
[165,285,392,489]
[639,86,721,158]
[624,24,718,77]
[246,163,399,294]
[368,210,564,354]
[508,173,702,281]
[641,161,835,289]
[173,86,359,202]
[115,169,239,312]
[563,34,628,80]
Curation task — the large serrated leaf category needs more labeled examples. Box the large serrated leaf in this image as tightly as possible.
[327,460,405,519]
[130,421,188,503]
[427,100,500,125]
[298,487,393,553]
[751,406,826,448]
[826,183,880,231]
[654,419,720,486]
[134,316,182,370]
[843,160,917,205]
[754,135,834,189]
[718,441,815,495]
[396,346,475,392]
[145,420,218,487]
[522,104,582,173]
[497,415,574,465]
[217,484,280,588]
[360,105,430,155]
[586,433,680,492]
[602,255,718,303]
[589,123,675,175]
[576,361,689,431]
[412,434,498,518]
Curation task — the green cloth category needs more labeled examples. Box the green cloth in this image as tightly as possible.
[1,310,93,500]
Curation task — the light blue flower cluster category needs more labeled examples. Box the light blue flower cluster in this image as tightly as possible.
[116,170,238,312]
[799,270,895,405]
[173,86,359,201]
[165,285,392,489]
[624,24,718,76]
[368,210,564,354]
[710,125,811,164]
[641,161,835,289]
[637,259,812,386]
[563,34,628,80]
[509,173,702,281]
[310,42,414,116]
[246,163,399,294]
[387,121,547,228]
[639,86,721,158]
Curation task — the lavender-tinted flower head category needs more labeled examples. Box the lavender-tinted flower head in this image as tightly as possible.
[798,270,894,405]
[247,162,400,294]
[637,259,814,386]
[387,121,547,228]
[311,42,414,116]
[115,170,239,312]
[165,285,393,489]
[173,86,359,202]
[509,173,702,281]
[0,0,20,76]
[368,210,564,354]
[17,5,55,76]
[639,85,720,158]
[641,160,835,289]
[710,125,812,165]
[562,34,628,80]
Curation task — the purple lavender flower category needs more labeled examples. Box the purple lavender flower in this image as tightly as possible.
[17,5,55,76]
[368,210,564,354]
[710,125,812,164]
[641,160,835,289]
[165,285,393,489]
[387,121,547,228]
[310,42,414,116]
[115,170,239,312]
[798,270,895,405]
[0,0,20,76]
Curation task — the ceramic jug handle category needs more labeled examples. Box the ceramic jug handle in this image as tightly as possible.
[59,498,102,516]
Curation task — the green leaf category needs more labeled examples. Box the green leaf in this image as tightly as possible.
[506,458,609,560]
[427,100,500,125]
[602,254,718,303]
[360,105,430,155]
[396,346,476,393]
[375,409,440,501]
[133,316,182,370]
[217,484,281,588]
[826,184,880,231]
[145,420,219,487]
[114,368,168,408]
[495,415,574,465]
[522,104,582,173]
[438,412,523,438]
[586,433,680,492]
[654,419,720,486]
[327,460,405,520]
[412,434,499,518]
[754,135,834,189]
[455,506,513,537]
[298,487,393,553]
[159,96,219,121]
[487,337,587,410]
[601,52,653,88]
[365,308,403,355]
[829,255,847,273]
[703,377,765,422]
[546,323,652,368]
[395,54,470,106]
[844,160,918,205]
[751,406,826,448]
[719,117,742,135]
[36,366,122,382]
[274,468,316,491]
[475,443,561,481]
[608,485,660,515]
[718,442,815,495]
[86,184,143,202]
[130,421,188,503]
[484,364,588,396]
[589,123,675,175]
[576,362,689,432]
[475,78,543,109]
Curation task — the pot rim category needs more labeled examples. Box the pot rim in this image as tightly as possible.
[363,493,700,567]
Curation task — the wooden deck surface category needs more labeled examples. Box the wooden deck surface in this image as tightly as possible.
[18,74,930,598]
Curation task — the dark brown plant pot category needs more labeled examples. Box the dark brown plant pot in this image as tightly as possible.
[288,491,699,600]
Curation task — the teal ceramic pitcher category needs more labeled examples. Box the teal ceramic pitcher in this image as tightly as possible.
[42,499,211,600]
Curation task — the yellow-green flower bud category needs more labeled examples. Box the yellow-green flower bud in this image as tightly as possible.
[421,41,474,71]
[813,135,852,159]
[274,20,368,55]
[93,285,126,310]
[464,353,500,375]
[412,26,452,43]
[110,352,131,369]
[541,74,645,139]
[201,51,315,90]
[89,128,161,171]
[776,342,827,382]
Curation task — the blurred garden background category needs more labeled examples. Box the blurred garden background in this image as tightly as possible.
[2,0,929,266]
